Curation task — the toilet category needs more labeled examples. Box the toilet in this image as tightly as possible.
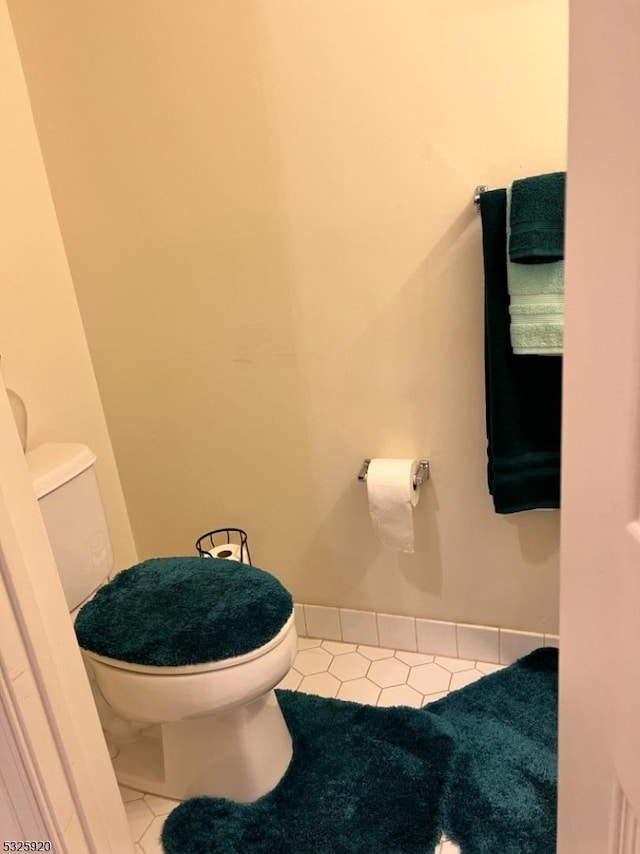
[26,443,298,803]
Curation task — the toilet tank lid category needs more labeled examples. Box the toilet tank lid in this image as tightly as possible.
[26,443,97,499]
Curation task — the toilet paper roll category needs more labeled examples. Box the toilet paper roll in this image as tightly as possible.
[366,458,420,553]
[206,543,245,562]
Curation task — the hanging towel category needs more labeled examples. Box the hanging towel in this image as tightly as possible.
[509,172,566,264]
[507,188,564,355]
[480,189,562,513]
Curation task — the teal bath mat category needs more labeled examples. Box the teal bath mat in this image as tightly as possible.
[430,647,558,854]
[161,648,557,853]
[161,692,454,853]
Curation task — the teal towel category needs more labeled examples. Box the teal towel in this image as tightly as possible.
[480,188,562,513]
[507,188,564,355]
[509,172,566,264]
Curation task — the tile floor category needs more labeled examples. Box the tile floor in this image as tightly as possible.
[122,637,506,853]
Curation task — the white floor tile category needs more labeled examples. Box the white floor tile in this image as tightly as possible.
[422,691,449,704]
[297,637,322,649]
[407,663,452,695]
[139,815,167,854]
[337,678,381,705]
[449,669,484,691]
[321,640,357,655]
[294,647,333,675]
[298,671,341,698]
[476,661,506,675]
[278,668,303,691]
[367,657,410,688]
[377,684,423,708]
[119,785,144,803]
[125,798,154,842]
[328,652,370,681]
[434,656,476,673]
[440,839,461,853]
[357,645,395,660]
[395,651,434,666]
[143,794,181,817]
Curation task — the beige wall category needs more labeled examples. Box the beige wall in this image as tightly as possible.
[0,1,136,574]
[9,1,567,632]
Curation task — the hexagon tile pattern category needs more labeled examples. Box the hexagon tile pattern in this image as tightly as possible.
[122,637,504,854]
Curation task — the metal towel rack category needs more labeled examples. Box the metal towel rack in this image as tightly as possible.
[357,459,430,491]
[474,185,489,210]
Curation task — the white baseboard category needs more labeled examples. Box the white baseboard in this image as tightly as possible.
[294,603,559,666]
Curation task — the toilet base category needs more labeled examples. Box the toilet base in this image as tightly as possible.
[112,690,293,803]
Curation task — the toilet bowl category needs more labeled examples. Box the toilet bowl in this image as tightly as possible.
[27,444,298,804]
[83,612,297,802]
[74,556,298,803]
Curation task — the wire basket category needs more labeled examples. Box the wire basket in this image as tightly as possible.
[195,527,252,565]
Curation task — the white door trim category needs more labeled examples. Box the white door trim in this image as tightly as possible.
[0,653,52,841]
[0,378,134,853]
[559,0,640,849]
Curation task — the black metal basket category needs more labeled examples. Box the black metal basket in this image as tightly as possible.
[195,527,252,565]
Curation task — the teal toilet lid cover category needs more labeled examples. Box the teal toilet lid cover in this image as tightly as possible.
[74,557,293,667]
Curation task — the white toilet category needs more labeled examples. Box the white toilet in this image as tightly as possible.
[26,443,298,803]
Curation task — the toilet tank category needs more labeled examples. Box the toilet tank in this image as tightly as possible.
[26,443,114,611]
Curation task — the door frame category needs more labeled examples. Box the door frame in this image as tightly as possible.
[0,378,134,853]
[558,0,640,850]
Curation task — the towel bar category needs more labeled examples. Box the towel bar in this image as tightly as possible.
[357,459,429,490]
[474,185,489,210]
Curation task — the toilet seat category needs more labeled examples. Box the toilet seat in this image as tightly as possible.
[74,556,294,667]
[82,612,296,675]
[83,611,297,724]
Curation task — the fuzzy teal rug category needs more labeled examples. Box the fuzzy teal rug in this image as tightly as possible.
[161,648,557,853]
[429,647,558,854]
[161,692,454,853]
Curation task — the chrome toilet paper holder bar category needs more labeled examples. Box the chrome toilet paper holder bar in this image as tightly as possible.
[357,459,430,490]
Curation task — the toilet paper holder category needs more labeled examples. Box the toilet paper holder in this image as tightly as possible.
[357,459,430,490]
[195,527,252,565]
